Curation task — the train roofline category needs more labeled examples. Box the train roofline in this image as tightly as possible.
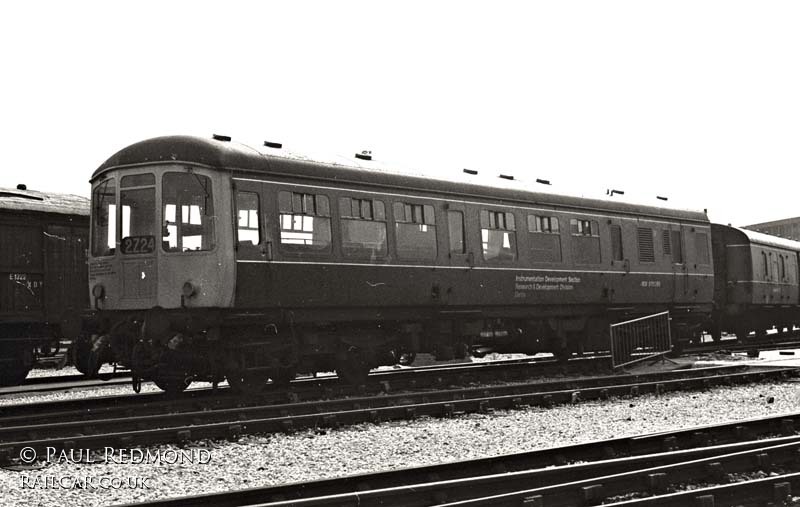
[717,224,800,251]
[0,187,89,216]
[94,135,710,224]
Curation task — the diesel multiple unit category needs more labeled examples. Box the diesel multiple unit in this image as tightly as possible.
[69,135,800,392]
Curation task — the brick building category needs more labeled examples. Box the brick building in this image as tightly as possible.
[744,217,800,241]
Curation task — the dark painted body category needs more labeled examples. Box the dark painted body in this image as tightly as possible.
[83,136,720,390]
[0,187,89,384]
[711,223,800,338]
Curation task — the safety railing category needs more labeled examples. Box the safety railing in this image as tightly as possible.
[610,311,672,370]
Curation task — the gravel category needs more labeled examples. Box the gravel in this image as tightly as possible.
[1,379,798,506]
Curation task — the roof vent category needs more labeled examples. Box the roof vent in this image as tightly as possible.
[499,174,514,180]
[16,184,27,190]
[656,196,668,201]
[355,151,372,161]
[264,141,282,149]
[535,178,551,185]
[463,169,478,175]
[212,134,231,142]
[607,189,624,196]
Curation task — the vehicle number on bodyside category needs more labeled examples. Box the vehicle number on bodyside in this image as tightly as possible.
[121,235,156,254]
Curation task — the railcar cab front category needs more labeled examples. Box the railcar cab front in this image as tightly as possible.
[81,163,235,392]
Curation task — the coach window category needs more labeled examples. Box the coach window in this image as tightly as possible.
[162,172,215,252]
[481,210,516,262]
[339,197,387,259]
[120,174,156,255]
[570,219,600,264]
[236,192,260,245]
[448,211,465,254]
[527,215,561,262]
[91,178,117,256]
[761,251,769,279]
[780,255,786,281]
[278,191,331,251]
[394,202,436,260]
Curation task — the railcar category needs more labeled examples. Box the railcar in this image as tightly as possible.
[0,185,89,385]
[76,135,716,393]
[710,224,800,340]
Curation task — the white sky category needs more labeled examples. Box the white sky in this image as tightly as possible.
[2,1,798,227]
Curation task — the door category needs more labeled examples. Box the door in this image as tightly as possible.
[232,179,269,306]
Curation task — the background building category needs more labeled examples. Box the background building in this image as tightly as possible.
[744,217,800,241]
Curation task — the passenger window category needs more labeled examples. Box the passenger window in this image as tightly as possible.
[339,197,387,259]
[91,178,117,256]
[447,211,465,255]
[527,215,561,262]
[161,172,215,252]
[480,210,516,262]
[762,251,769,279]
[278,191,331,251]
[236,192,260,245]
[570,219,601,264]
[394,202,437,260]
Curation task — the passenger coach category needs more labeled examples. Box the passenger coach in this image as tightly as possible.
[710,224,800,340]
[79,135,715,392]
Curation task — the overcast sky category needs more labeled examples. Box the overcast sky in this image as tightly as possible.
[3,1,798,227]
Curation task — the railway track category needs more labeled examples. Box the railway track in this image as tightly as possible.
[1,371,132,396]
[115,410,800,506]
[685,333,800,356]
[2,352,608,399]
[0,365,795,466]
[6,331,799,397]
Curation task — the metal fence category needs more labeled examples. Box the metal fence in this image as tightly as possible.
[609,311,672,370]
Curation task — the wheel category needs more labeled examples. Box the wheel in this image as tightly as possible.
[227,370,268,394]
[552,346,571,363]
[709,325,721,343]
[153,373,192,394]
[71,336,97,376]
[335,350,371,385]
[269,367,296,387]
[0,349,32,386]
[398,352,416,366]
